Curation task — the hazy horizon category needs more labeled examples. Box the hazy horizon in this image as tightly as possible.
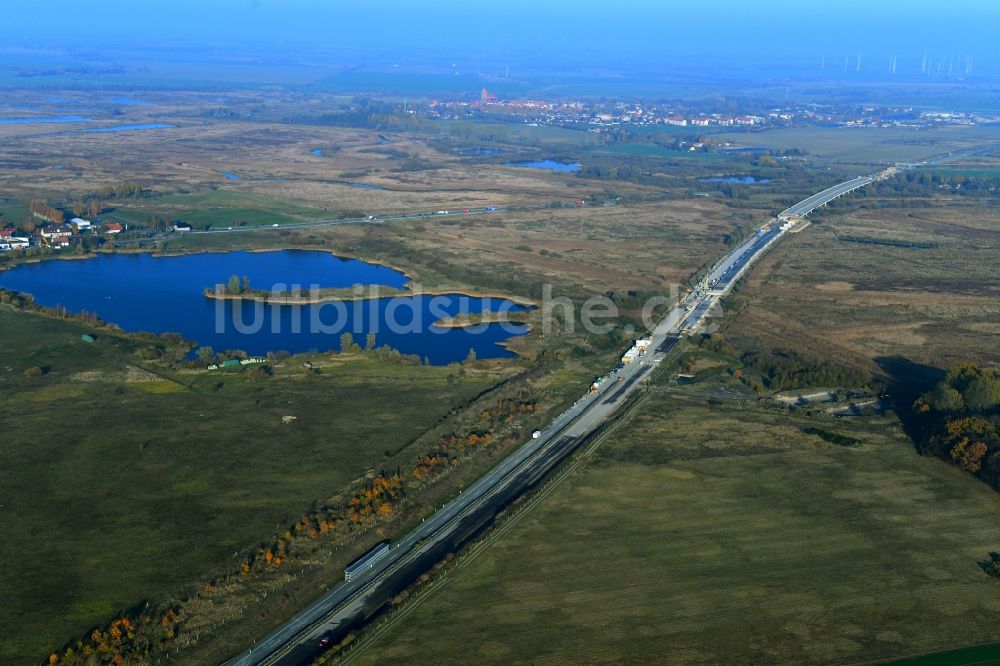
[4,0,999,80]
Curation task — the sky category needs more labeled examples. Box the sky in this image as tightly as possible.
[3,1,998,78]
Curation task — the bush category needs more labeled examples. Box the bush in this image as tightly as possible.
[980,552,1000,579]
[801,426,861,447]
[247,365,272,382]
[23,366,46,377]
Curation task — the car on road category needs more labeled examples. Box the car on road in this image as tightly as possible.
[435,210,449,215]
[317,634,333,649]
[485,206,498,212]
[462,208,471,213]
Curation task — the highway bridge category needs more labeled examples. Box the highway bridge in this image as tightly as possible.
[222,171,887,666]
[778,175,873,219]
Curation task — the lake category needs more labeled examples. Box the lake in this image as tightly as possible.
[700,175,770,184]
[0,251,528,364]
[109,96,149,106]
[0,115,93,124]
[460,147,502,156]
[504,160,581,172]
[223,172,241,180]
[84,123,174,133]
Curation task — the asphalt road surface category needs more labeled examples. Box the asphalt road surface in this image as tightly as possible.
[706,226,782,291]
[222,172,883,666]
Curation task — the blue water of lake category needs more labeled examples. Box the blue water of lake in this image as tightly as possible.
[0,250,528,364]
[503,160,581,172]
[0,115,93,124]
[84,123,174,133]
[700,176,770,184]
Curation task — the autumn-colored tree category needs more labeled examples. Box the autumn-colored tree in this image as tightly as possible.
[945,416,997,439]
[48,653,58,665]
[28,200,65,223]
[951,438,989,473]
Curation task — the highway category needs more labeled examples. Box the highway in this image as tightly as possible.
[221,171,881,666]
[705,225,783,293]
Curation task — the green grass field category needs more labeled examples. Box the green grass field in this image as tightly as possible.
[356,394,1000,664]
[111,190,332,229]
[0,306,500,662]
[715,125,1000,165]
[0,197,29,225]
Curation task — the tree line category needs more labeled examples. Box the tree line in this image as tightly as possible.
[738,347,871,393]
[914,362,1000,483]
[96,183,144,199]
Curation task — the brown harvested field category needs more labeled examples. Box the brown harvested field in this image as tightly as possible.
[0,92,651,214]
[278,196,755,299]
[727,201,1000,368]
